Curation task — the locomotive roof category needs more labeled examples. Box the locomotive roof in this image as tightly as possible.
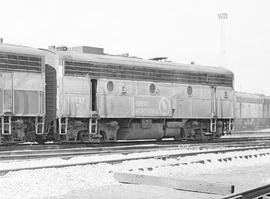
[58,49,234,77]
[236,92,263,99]
[235,92,264,104]
[236,91,270,104]
[0,43,56,71]
[0,43,45,56]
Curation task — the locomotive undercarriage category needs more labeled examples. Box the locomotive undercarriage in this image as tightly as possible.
[0,116,233,144]
[116,118,233,141]
[51,117,120,143]
[0,116,45,144]
[52,117,233,143]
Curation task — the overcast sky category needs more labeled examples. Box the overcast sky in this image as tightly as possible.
[1,0,270,95]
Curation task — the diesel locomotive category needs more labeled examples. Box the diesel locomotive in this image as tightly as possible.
[0,43,235,144]
[234,92,270,130]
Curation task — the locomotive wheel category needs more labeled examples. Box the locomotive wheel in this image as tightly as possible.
[100,131,107,142]
[174,128,186,141]
[77,131,90,142]
[25,131,36,142]
[173,136,182,141]
[36,135,45,145]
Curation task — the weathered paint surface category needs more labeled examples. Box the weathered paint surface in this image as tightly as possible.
[216,87,234,118]
[58,76,91,117]
[97,79,234,119]
[234,92,270,130]
[0,72,44,116]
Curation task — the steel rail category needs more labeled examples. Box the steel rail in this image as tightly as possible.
[221,184,270,199]
[1,138,270,161]
[1,145,270,175]
[1,136,270,152]
[1,138,270,162]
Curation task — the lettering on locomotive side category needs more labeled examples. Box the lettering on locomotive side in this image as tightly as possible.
[135,98,159,116]
[136,108,159,115]
[135,97,172,116]
[135,100,149,107]
[70,96,85,104]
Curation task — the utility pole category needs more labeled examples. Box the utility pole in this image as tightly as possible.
[217,12,228,67]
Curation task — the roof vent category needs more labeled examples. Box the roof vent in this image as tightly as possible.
[121,53,129,57]
[56,46,68,51]
[69,46,104,55]
[48,45,56,50]
[149,57,168,61]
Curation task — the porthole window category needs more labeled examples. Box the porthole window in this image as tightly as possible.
[187,86,192,96]
[149,83,156,94]
[107,81,114,92]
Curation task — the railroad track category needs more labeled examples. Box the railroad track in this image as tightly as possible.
[2,136,270,162]
[1,137,270,175]
[2,136,270,161]
[1,134,270,152]
[1,146,270,175]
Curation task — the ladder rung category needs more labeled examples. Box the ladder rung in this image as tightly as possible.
[2,132,11,135]
[89,112,99,135]
[2,116,12,135]
[210,119,217,132]
[35,117,44,135]
[59,117,68,135]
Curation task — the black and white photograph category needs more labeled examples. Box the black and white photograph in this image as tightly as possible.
[0,0,270,198]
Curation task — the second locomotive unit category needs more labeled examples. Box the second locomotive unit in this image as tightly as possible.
[234,92,270,130]
[49,45,234,142]
[0,43,235,144]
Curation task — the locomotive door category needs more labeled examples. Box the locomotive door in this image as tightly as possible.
[91,79,97,111]
[3,73,13,114]
[211,86,217,117]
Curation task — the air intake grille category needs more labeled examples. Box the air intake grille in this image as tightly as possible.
[0,52,42,73]
[64,60,233,87]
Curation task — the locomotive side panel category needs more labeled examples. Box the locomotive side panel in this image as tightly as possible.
[59,76,91,118]
[172,84,192,118]
[97,79,221,119]
[172,84,212,118]
[190,85,212,118]
[263,97,270,127]
[97,79,134,118]
[135,81,172,117]
[216,87,234,118]
[97,79,173,118]
[235,101,241,119]
[0,73,44,116]
[234,93,264,130]
[13,72,44,115]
